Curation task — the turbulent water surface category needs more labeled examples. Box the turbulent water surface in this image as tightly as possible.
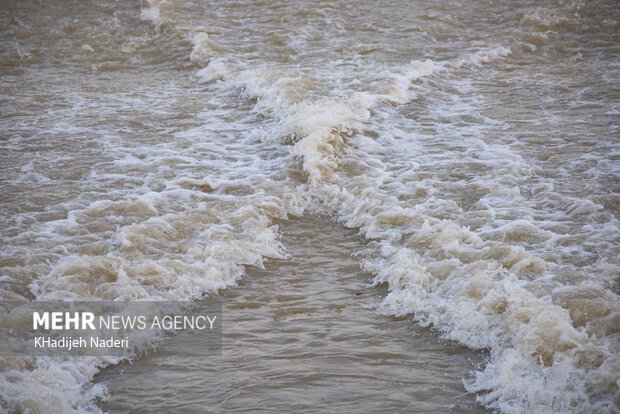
[0,0,619,412]
[96,216,489,413]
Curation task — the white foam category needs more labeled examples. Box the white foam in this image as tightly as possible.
[189,32,217,63]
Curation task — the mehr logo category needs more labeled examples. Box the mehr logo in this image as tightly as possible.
[33,312,96,330]
[32,311,217,331]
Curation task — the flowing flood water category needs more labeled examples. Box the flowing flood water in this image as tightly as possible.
[96,217,488,413]
[0,0,619,412]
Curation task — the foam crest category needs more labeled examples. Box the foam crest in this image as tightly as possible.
[449,46,512,68]
[189,32,218,63]
[377,60,435,103]
[0,356,110,413]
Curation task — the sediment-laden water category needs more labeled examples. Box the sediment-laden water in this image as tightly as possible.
[0,0,618,412]
[96,217,489,413]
